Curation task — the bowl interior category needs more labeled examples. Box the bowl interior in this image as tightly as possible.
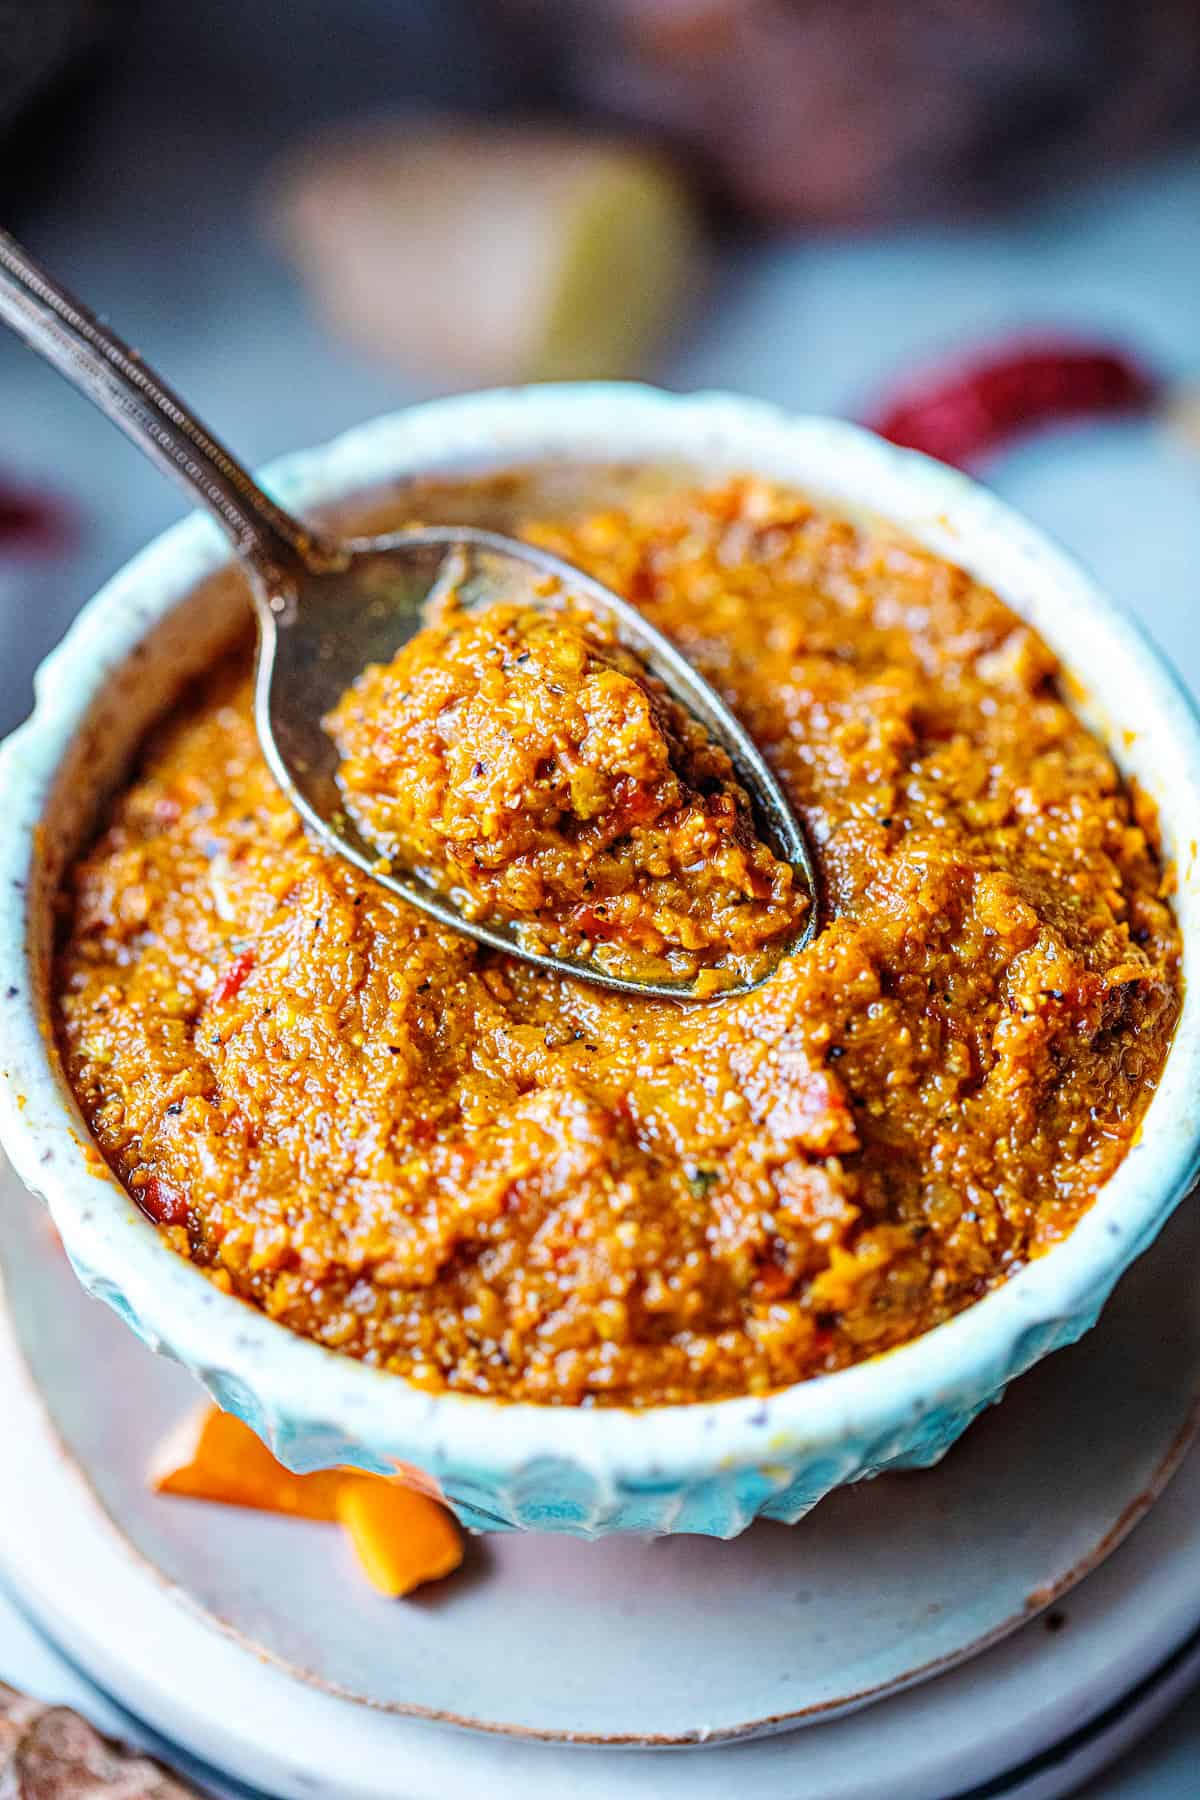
[7,386,1200,1487]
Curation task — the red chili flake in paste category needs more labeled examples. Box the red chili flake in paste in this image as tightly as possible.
[141,1175,189,1227]
[212,949,256,1005]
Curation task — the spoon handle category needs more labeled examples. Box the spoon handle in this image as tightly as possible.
[0,228,335,593]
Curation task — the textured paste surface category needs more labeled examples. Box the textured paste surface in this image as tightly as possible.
[56,478,1180,1405]
[326,592,804,989]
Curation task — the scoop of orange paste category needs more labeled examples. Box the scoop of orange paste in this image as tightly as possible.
[325,595,805,988]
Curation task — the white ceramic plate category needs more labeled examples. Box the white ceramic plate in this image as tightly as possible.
[7,1571,1200,1800]
[1,1158,1197,1753]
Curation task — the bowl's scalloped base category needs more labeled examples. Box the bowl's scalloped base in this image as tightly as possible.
[57,1236,1110,1536]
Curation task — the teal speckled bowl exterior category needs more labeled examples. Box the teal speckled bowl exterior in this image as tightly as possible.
[1,385,1198,1538]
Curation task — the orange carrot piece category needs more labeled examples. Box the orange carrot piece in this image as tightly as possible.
[336,1476,464,1597]
[152,1406,465,1600]
[151,1405,344,1521]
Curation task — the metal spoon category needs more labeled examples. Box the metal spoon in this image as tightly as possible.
[0,228,817,998]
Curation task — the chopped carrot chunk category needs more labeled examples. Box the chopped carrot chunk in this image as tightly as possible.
[150,1405,344,1520]
[336,1476,464,1598]
[150,1405,465,1599]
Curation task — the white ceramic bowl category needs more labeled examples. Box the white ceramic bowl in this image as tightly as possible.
[2,385,1198,1539]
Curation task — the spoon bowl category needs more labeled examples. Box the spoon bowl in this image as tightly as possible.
[0,229,815,998]
[258,524,816,997]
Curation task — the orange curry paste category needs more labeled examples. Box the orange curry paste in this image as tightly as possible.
[325,593,805,989]
[55,477,1181,1405]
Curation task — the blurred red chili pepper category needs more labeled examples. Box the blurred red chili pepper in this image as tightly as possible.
[0,477,76,553]
[866,339,1159,469]
[213,948,256,1005]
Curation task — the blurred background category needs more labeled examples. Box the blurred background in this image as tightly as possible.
[1,4,1199,1791]
[1,0,1198,738]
